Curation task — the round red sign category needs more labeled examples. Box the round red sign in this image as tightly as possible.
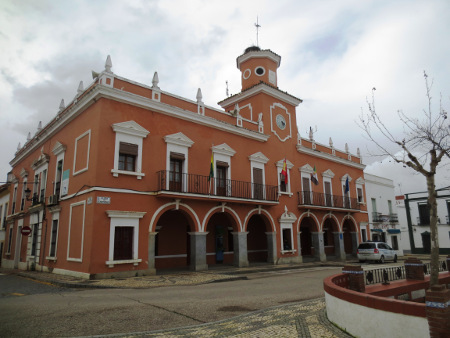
[21,226,32,236]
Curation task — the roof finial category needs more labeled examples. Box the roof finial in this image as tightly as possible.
[37,121,42,133]
[196,88,203,103]
[105,55,112,73]
[27,132,31,142]
[59,99,65,112]
[254,16,261,47]
[77,81,84,95]
[152,72,159,89]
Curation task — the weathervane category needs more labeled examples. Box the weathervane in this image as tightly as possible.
[254,16,261,47]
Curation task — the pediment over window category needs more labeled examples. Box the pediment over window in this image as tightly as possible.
[356,177,365,184]
[164,132,194,147]
[277,159,294,169]
[112,121,150,138]
[341,174,352,182]
[20,168,28,178]
[31,148,50,170]
[248,152,269,164]
[322,169,335,178]
[299,163,313,174]
[52,141,67,156]
[212,143,236,157]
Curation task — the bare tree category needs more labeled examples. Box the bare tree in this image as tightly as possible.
[359,72,449,286]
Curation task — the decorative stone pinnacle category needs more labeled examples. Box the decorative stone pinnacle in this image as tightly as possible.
[345,143,349,153]
[77,81,84,95]
[152,72,159,88]
[59,99,65,112]
[27,132,31,141]
[329,137,333,147]
[196,88,203,103]
[37,121,42,132]
[105,55,112,73]
[17,143,21,151]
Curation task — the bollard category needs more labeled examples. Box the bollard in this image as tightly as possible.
[342,265,365,292]
[404,257,425,280]
[425,284,450,338]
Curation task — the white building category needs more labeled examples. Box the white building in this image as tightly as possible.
[364,173,405,256]
[396,187,450,254]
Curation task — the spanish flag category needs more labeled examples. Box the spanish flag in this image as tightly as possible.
[281,158,288,184]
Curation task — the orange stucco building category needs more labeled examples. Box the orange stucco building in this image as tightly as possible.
[2,47,369,278]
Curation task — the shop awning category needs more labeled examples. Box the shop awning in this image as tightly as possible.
[387,229,401,234]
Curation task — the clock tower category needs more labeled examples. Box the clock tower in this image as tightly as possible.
[237,46,281,91]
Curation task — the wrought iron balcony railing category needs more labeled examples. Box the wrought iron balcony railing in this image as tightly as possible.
[297,191,360,210]
[389,213,398,223]
[157,170,279,202]
[372,212,383,222]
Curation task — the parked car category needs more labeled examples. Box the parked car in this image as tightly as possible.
[357,242,397,263]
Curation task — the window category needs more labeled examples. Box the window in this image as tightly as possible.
[249,152,268,200]
[211,143,235,196]
[418,203,430,225]
[391,236,399,250]
[278,159,294,196]
[52,141,66,198]
[280,173,287,192]
[361,229,367,242]
[216,162,228,196]
[31,223,39,256]
[282,228,292,250]
[114,227,134,260]
[302,177,311,204]
[0,205,3,229]
[169,153,184,192]
[11,185,17,214]
[388,200,393,215]
[49,219,59,257]
[118,142,137,171]
[324,181,332,207]
[357,187,364,203]
[6,225,13,254]
[106,210,145,267]
[20,179,27,211]
[111,121,149,179]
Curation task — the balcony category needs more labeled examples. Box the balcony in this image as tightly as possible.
[157,170,279,204]
[389,213,398,223]
[297,191,361,211]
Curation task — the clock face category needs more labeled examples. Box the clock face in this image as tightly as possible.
[276,114,286,130]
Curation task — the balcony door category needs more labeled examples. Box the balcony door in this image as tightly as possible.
[216,163,227,196]
[169,153,184,192]
[302,177,311,205]
[253,168,263,200]
[324,181,332,207]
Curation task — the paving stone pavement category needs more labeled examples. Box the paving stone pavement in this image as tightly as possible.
[88,298,351,338]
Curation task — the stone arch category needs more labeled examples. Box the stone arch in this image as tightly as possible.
[243,208,276,233]
[297,212,321,260]
[149,201,201,233]
[244,209,275,263]
[203,206,241,266]
[202,205,242,232]
[342,215,359,256]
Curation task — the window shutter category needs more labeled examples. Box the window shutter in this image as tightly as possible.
[119,142,138,156]
[170,152,185,160]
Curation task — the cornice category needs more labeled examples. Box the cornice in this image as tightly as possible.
[296,145,365,170]
[10,84,269,167]
[218,82,302,108]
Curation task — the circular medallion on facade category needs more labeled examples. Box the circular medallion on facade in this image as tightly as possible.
[255,66,265,76]
[243,69,251,79]
[276,114,286,130]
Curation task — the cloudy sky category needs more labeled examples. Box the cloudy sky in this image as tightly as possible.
[1,0,449,194]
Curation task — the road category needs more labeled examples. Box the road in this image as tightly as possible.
[0,266,340,337]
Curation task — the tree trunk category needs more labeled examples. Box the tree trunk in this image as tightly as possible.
[426,174,439,286]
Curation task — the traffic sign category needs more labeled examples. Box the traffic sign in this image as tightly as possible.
[21,226,32,236]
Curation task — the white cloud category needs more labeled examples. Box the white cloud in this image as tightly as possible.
[0,0,449,192]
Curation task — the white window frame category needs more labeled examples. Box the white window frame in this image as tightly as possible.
[342,174,352,208]
[52,142,66,198]
[279,209,297,254]
[164,132,194,191]
[277,159,294,196]
[249,152,269,200]
[111,121,149,179]
[47,209,60,260]
[212,144,236,196]
[299,164,314,201]
[355,177,365,204]
[73,130,91,176]
[106,210,146,267]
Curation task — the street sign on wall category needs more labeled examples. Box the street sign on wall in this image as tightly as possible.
[21,226,32,236]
